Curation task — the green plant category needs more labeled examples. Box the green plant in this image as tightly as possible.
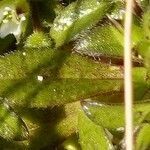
[0,0,149,149]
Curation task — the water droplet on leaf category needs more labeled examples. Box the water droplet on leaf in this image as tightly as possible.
[37,75,43,82]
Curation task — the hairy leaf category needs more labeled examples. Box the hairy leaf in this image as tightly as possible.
[0,79,123,108]
[0,47,124,107]
[74,24,143,65]
[50,0,115,47]
[24,32,52,49]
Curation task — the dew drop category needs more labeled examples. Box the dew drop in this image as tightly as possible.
[37,75,43,82]
[81,99,105,115]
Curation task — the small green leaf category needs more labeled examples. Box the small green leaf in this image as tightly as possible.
[107,0,125,21]
[24,32,52,49]
[75,24,124,58]
[0,99,28,140]
[78,110,114,150]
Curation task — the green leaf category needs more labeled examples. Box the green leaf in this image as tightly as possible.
[81,100,150,132]
[0,79,123,108]
[135,123,150,150]
[74,23,143,65]
[50,0,115,47]
[0,47,124,107]
[78,110,114,150]
[75,24,124,58]
[24,32,52,49]
[0,47,148,108]
[0,99,28,140]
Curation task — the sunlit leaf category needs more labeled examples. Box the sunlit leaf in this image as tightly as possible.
[78,110,114,150]
[50,0,115,47]
[0,47,124,107]
[74,23,143,65]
